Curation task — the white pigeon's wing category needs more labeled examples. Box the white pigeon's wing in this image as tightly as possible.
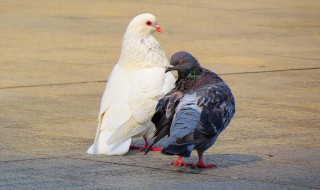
[93,64,131,143]
[89,101,132,155]
[107,115,148,145]
[106,67,174,144]
[98,64,127,117]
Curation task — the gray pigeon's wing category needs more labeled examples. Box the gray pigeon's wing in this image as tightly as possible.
[192,85,235,152]
[145,92,182,154]
[197,86,235,136]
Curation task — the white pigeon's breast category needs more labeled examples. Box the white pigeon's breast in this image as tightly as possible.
[132,67,165,95]
[119,35,169,68]
[128,67,167,124]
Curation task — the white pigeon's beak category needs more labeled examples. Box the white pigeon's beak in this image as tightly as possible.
[155,25,162,32]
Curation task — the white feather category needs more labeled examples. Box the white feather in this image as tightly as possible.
[87,13,175,155]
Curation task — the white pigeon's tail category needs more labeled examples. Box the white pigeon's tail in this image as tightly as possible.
[87,130,132,155]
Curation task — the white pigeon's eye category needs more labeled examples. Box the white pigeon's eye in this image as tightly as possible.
[146,21,152,26]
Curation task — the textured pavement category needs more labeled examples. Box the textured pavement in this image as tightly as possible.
[1,0,320,189]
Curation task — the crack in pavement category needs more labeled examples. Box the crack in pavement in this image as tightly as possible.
[263,53,320,61]
[0,67,319,90]
[0,80,107,90]
[219,67,320,75]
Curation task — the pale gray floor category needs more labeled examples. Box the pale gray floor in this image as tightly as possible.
[0,0,319,189]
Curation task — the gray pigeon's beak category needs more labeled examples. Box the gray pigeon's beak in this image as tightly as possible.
[165,68,172,73]
[165,65,174,73]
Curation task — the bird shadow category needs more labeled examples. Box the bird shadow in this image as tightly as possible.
[126,149,143,155]
[165,153,262,174]
[203,153,262,168]
[126,139,262,174]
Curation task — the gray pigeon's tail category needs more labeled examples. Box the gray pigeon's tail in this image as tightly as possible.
[161,104,200,157]
[161,137,195,157]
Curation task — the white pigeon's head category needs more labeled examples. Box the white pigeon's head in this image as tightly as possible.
[125,13,162,36]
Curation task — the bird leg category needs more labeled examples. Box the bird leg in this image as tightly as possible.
[192,153,216,168]
[171,156,193,166]
[141,137,163,151]
[130,137,163,152]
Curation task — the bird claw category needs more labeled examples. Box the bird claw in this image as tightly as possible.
[171,160,216,168]
[171,156,193,167]
[171,161,193,167]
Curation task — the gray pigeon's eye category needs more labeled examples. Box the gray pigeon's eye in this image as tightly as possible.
[179,60,184,65]
[146,21,152,26]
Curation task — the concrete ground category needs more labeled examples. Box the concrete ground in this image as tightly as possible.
[1,0,319,189]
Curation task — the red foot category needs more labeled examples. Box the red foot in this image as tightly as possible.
[142,147,163,152]
[192,162,216,168]
[171,161,193,166]
[171,156,193,167]
[191,157,217,168]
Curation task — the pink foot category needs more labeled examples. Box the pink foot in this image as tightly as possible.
[171,156,193,167]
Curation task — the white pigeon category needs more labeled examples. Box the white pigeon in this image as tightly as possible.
[87,13,176,155]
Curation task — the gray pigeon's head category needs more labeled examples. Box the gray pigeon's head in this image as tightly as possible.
[166,51,202,78]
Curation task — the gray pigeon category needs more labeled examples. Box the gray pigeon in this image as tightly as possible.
[145,51,235,168]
